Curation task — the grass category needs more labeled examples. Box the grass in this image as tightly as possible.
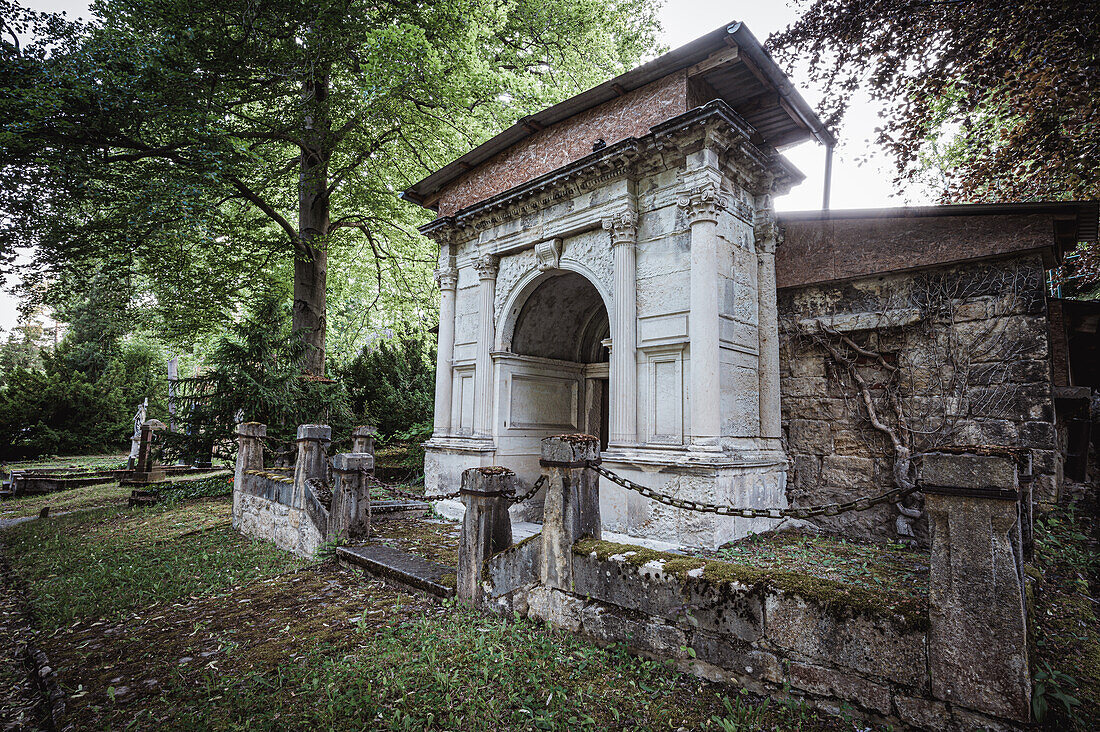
[0,480,133,521]
[0,482,876,731]
[1,453,128,475]
[1030,500,1100,730]
[1,496,308,627]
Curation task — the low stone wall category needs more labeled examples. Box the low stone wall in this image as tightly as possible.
[231,423,374,560]
[462,437,1032,731]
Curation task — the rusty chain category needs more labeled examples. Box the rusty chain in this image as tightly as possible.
[591,463,918,519]
[364,473,547,504]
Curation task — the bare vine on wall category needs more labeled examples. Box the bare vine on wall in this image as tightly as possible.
[782,261,1041,541]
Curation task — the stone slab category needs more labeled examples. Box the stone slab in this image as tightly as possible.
[337,544,456,599]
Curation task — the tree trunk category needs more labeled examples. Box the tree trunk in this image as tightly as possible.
[295,71,331,376]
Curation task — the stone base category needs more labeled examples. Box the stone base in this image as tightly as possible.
[426,442,788,549]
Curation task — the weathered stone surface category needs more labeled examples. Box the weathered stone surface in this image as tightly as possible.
[764,590,928,689]
[820,455,874,489]
[540,436,600,591]
[920,452,1017,490]
[457,466,515,602]
[893,694,950,730]
[787,662,892,716]
[577,601,687,658]
[789,419,833,455]
[926,492,1030,721]
[570,551,763,640]
[689,632,782,684]
[525,586,584,632]
[483,534,541,599]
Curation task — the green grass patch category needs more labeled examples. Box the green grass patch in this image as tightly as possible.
[1,452,128,476]
[0,480,132,520]
[1031,502,1100,730]
[1,496,307,628]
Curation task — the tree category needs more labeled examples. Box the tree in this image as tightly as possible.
[769,1,1099,204]
[1,0,660,373]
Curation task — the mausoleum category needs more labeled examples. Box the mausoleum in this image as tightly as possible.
[405,21,1097,549]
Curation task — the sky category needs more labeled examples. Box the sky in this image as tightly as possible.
[0,0,932,334]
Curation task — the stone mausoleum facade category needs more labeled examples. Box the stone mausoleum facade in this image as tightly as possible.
[405,22,1098,549]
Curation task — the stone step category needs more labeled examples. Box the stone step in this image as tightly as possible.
[336,544,456,599]
[372,500,430,517]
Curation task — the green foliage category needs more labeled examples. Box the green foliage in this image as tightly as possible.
[1033,661,1082,722]
[157,473,235,505]
[338,332,435,439]
[164,295,355,462]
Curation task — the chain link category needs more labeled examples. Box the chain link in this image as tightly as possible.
[506,474,547,503]
[591,464,917,519]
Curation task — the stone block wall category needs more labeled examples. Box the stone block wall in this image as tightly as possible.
[236,487,323,559]
[481,539,1017,731]
[777,254,1057,542]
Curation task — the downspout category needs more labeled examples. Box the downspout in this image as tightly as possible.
[822,142,834,211]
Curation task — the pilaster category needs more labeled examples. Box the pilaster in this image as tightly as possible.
[474,253,499,437]
[754,198,782,445]
[433,257,459,436]
[604,210,638,446]
[681,182,725,450]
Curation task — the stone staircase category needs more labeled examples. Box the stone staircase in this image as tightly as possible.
[337,544,455,599]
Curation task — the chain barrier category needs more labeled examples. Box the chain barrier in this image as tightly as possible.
[363,473,548,504]
[590,463,917,519]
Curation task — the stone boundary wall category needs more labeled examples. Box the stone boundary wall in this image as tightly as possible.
[231,423,374,559]
[461,438,1031,731]
[777,253,1057,543]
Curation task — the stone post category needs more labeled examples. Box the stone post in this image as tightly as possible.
[604,211,638,447]
[233,422,266,529]
[132,419,167,483]
[474,253,499,437]
[921,452,1030,723]
[681,183,724,450]
[433,261,459,436]
[754,206,782,444]
[456,466,515,602]
[329,452,374,541]
[539,434,601,591]
[292,424,331,510]
[351,425,378,455]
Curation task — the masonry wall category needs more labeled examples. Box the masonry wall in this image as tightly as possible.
[433,72,689,216]
[777,253,1058,541]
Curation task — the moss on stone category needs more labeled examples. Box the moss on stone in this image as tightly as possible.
[573,537,929,630]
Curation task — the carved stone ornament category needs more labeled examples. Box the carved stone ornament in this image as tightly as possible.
[474,253,499,280]
[678,184,726,224]
[434,266,459,290]
[602,211,638,247]
[534,238,563,271]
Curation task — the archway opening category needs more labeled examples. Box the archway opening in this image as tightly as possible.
[508,271,610,450]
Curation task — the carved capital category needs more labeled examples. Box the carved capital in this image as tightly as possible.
[474,253,499,280]
[678,184,725,224]
[434,266,459,290]
[534,238,563,271]
[602,211,638,247]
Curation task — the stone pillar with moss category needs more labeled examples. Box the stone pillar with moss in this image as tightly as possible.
[292,424,330,510]
[233,422,266,529]
[539,435,601,591]
[457,466,515,602]
[921,451,1030,723]
[329,452,374,542]
[351,425,378,455]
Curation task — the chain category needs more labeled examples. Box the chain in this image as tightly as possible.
[365,473,460,501]
[506,474,546,503]
[591,464,917,519]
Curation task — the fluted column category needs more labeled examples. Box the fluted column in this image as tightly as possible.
[681,184,724,450]
[473,253,499,437]
[432,263,459,436]
[754,202,782,443]
[604,211,638,446]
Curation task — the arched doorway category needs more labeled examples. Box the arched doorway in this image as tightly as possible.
[509,272,610,448]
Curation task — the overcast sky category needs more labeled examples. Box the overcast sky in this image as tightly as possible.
[1,0,930,333]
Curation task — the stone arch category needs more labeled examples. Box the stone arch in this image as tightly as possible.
[496,259,612,355]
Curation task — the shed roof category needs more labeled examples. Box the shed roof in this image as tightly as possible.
[404,21,830,207]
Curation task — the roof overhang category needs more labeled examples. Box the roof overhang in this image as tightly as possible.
[404,21,830,208]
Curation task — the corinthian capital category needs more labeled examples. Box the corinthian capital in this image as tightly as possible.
[602,211,638,247]
[434,266,459,290]
[474,253,499,280]
[678,184,725,224]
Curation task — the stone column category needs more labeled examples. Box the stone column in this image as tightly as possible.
[292,424,331,510]
[457,466,515,602]
[754,206,782,443]
[681,184,724,450]
[473,253,499,437]
[433,262,459,436]
[351,425,378,455]
[921,452,1030,722]
[329,452,374,542]
[604,211,638,447]
[539,435,601,591]
[233,422,266,529]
